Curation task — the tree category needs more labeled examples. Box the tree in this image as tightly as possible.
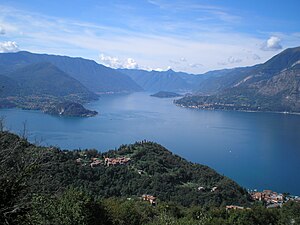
[20,120,29,140]
[0,133,43,225]
[280,201,300,225]
[0,116,5,132]
[29,188,109,225]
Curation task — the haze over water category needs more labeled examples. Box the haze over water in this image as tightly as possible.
[1,92,300,195]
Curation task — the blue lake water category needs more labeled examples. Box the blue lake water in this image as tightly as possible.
[1,92,300,195]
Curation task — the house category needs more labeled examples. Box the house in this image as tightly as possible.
[226,205,244,210]
[142,194,157,206]
[251,192,264,201]
[90,160,101,168]
[90,157,102,168]
[198,186,205,191]
[211,186,218,192]
[250,190,284,205]
[76,158,82,163]
[104,156,131,166]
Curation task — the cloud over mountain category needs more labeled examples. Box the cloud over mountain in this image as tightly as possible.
[99,53,139,69]
[0,41,19,52]
[218,56,243,65]
[169,57,203,70]
[227,56,242,64]
[261,36,283,51]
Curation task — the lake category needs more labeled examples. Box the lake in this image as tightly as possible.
[1,92,300,195]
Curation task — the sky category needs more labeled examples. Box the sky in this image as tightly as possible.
[0,0,300,74]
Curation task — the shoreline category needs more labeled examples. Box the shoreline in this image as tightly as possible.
[174,103,300,116]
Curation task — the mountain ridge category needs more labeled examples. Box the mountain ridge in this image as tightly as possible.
[5,62,97,100]
[0,62,99,116]
[175,46,300,113]
[0,51,143,93]
[119,68,196,92]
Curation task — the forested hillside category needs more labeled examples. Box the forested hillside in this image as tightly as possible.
[1,131,299,225]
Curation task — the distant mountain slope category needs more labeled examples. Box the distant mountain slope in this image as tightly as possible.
[0,51,142,93]
[0,62,99,117]
[195,66,260,95]
[259,46,300,74]
[0,74,20,97]
[184,47,300,95]
[176,47,300,113]
[5,62,97,100]
[120,67,258,95]
[120,69,198,92]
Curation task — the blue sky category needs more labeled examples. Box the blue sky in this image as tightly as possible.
[0,0,300,73]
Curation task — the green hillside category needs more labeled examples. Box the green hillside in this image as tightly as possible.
[1,131,299,225]
[0,132,248,207]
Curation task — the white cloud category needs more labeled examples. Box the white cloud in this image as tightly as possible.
[0,41,19,52]
[218,56,243,66]
[168,57,203,70]
[217,62,227,66]
[153,65,172,72]
[224,56,242,64]
[1,4,297,74]
[252,54,261,60]
[99,53,139,69]
[99,54,121,68]
[189,63,203,68]
[0,26,5,35]
[261,36,283,51]
[169,59,180,64]
[126,58,139,69]
[227,56,242,64]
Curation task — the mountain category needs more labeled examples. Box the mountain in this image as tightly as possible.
[119,67,257,95]
[194,66,260,95]
[176,47,300,113]
[4,62,97,100]
[120,69,199,92]
[0,74,20,97]
[0,62,99,116]
[258,46,300,75]
[194,47,300,95]
[0,51,142,93]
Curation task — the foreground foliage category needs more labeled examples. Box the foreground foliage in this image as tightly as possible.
[0,131,299,225]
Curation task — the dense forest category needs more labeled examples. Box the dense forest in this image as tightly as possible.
[0,131,299,225]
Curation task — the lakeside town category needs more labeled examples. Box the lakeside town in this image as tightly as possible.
[248,189,300,208]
